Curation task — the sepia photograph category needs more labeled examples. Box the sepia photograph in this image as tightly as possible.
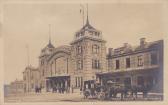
[1,0,168,104]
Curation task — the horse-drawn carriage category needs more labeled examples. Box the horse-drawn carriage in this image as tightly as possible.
[83,80,124,100]
[83,80,151,100]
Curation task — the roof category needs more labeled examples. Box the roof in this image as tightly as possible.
[43,41,55,49]
[108,39,163,58]
[23,65,39,73]
[47,45,71,61]
[81,19,96,31]
[77,17,99,33]
[40,41,55,57]
[46,42,55,48]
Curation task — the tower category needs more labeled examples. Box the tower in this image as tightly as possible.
[39,25,55,89]
[70,6,106,88]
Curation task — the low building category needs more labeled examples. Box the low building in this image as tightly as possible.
[23,66,40,92]
[9,79,24,94]
[4,84,10,96]
[96,38,163,93]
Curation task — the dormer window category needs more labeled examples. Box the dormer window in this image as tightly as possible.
[94,32,100,37]
[90,32,93,35]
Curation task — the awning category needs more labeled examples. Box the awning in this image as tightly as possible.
[46,74,70,79]
[96,67,159,77]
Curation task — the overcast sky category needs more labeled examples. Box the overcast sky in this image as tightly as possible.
[3,2,166,84]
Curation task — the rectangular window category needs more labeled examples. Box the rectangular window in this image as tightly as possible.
[55,59,57,74]
[75,77,77,87]
[81,77,83,87]
[76,46,82,54]
[126,58,131,68]
[92,59,100,69]
[31,74,33,79]
[77,60,83,70]
[92,45,99,54]
[42,69,45,76]
[137,55,143,66]
[116,60,120,69]
[31,83,34,89]
[50,63,52,76]
[78,77,80,87]
[151,52,158,65]
[23,76,26,80]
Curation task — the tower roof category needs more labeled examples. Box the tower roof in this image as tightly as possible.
[80,19,96,31]
[79,4,98,32]
[46,41,55,48]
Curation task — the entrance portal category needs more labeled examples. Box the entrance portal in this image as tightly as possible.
[46,76,70,93]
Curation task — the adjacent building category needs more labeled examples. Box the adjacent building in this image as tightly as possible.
[8,79,24,94]
[97,38,163,93]
[23,66,39,92]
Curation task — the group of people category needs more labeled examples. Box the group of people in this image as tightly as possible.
[52,86,67,93]
[51,86,74,94]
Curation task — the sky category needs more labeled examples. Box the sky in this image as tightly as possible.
[2,2,167,84]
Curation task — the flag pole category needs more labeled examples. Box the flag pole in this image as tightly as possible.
[80,4,84,27]
[26,44,30,67]
[49,24,51,44]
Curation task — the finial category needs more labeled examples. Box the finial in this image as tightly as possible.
[86,3,89,24]
[49,24,51,44]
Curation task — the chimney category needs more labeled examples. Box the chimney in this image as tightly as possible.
[123,43,128,48]
[140,38,146,46]
[108,48,113,56]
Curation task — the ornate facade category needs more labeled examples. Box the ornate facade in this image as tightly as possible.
[37,17,107,92]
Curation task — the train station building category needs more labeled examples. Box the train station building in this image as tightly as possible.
[21,16,163,94]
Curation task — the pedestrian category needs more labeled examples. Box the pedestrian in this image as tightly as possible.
[71,85,74,93]
[80,87,82,94]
